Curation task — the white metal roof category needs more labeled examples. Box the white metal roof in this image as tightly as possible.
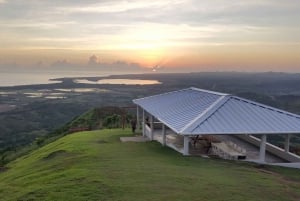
[133,87,300,135]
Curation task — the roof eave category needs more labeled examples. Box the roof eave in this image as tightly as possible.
[181,131,300,135]
[133,104,182,134]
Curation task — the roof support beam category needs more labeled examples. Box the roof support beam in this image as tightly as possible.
[142,109,145,137]
[162,124,166,146]
[150,115,154,141]
[284,134,291,152]
[136,105,140,132]
[183,136,190,156]
[259,134,267,162]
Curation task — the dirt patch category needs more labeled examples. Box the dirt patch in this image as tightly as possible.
[120,136,150,142]
[42,150,69,160]
[97,140,108,144]
[258,169,275,175]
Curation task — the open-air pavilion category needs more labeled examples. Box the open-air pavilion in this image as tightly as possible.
[133,87,300,164]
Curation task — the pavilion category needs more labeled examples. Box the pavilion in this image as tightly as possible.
[133,87,300,163]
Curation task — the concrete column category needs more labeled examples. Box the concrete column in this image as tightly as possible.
[259,134,267,162]
[150,115,154,141]
[183,136,190,156]
[136,105,140,132]
[142,109,145,137]
[284,134,291,152]
[162,124,166,146]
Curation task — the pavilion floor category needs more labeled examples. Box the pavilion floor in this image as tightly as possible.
[152,129,285,163]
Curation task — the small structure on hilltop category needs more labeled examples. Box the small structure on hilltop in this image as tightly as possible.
[133,87,300,165]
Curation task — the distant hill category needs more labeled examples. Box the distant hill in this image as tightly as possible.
[0,129,300,201]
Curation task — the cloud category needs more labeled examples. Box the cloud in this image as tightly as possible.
[60,0,185,14]
[48,0,300,28]
[1,1,299,41]
[51,59,71,68]
[88,55,99,66]
[86,55,143,72]
[0,21,76,30]
[0,54,145,73]
[0,0,299,72]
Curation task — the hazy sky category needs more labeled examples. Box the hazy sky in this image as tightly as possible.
[0,0,299,72]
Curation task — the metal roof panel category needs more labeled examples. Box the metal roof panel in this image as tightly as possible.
[190,97,300,134]
[133,87,224,133]
[133,88,300,135]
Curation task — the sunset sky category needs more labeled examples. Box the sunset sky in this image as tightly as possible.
[0,0,299,72]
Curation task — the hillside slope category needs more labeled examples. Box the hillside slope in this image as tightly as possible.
[0,106,131,165]
[55,106,130,135]
[0,129,300,201]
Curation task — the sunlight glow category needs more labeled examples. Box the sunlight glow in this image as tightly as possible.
[0,0,299,71]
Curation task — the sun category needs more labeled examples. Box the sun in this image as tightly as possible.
[109,24,172,67]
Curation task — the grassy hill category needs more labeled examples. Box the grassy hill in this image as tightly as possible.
[0,129,300,201]
[0,106,133,166]
[55,106,131,135]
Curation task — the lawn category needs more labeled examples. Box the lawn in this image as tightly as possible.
[0,129,300,201]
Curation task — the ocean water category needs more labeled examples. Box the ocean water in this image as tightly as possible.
[74,78,161,85]
[0,70,116,87]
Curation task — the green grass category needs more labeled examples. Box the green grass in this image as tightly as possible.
[0,129,300,201]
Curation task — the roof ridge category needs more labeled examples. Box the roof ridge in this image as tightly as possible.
[180,94,230,134]
[231,96,300,119]
[190,87,229,96]
[133,87,191,103]
[133,87,227,103]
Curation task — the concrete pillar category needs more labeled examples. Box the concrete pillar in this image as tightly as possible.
[136,105,140,132]
[259,134,267,162]
[284,134,291,152]
[162,124,166,146]
[183,136,190,156]
[142,109,145,137]
[150,115,154,141]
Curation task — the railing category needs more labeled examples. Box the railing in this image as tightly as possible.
[236,134,300,162]
[142,121,163,139]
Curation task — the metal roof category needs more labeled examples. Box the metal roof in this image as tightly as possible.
[133,87,300,135]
